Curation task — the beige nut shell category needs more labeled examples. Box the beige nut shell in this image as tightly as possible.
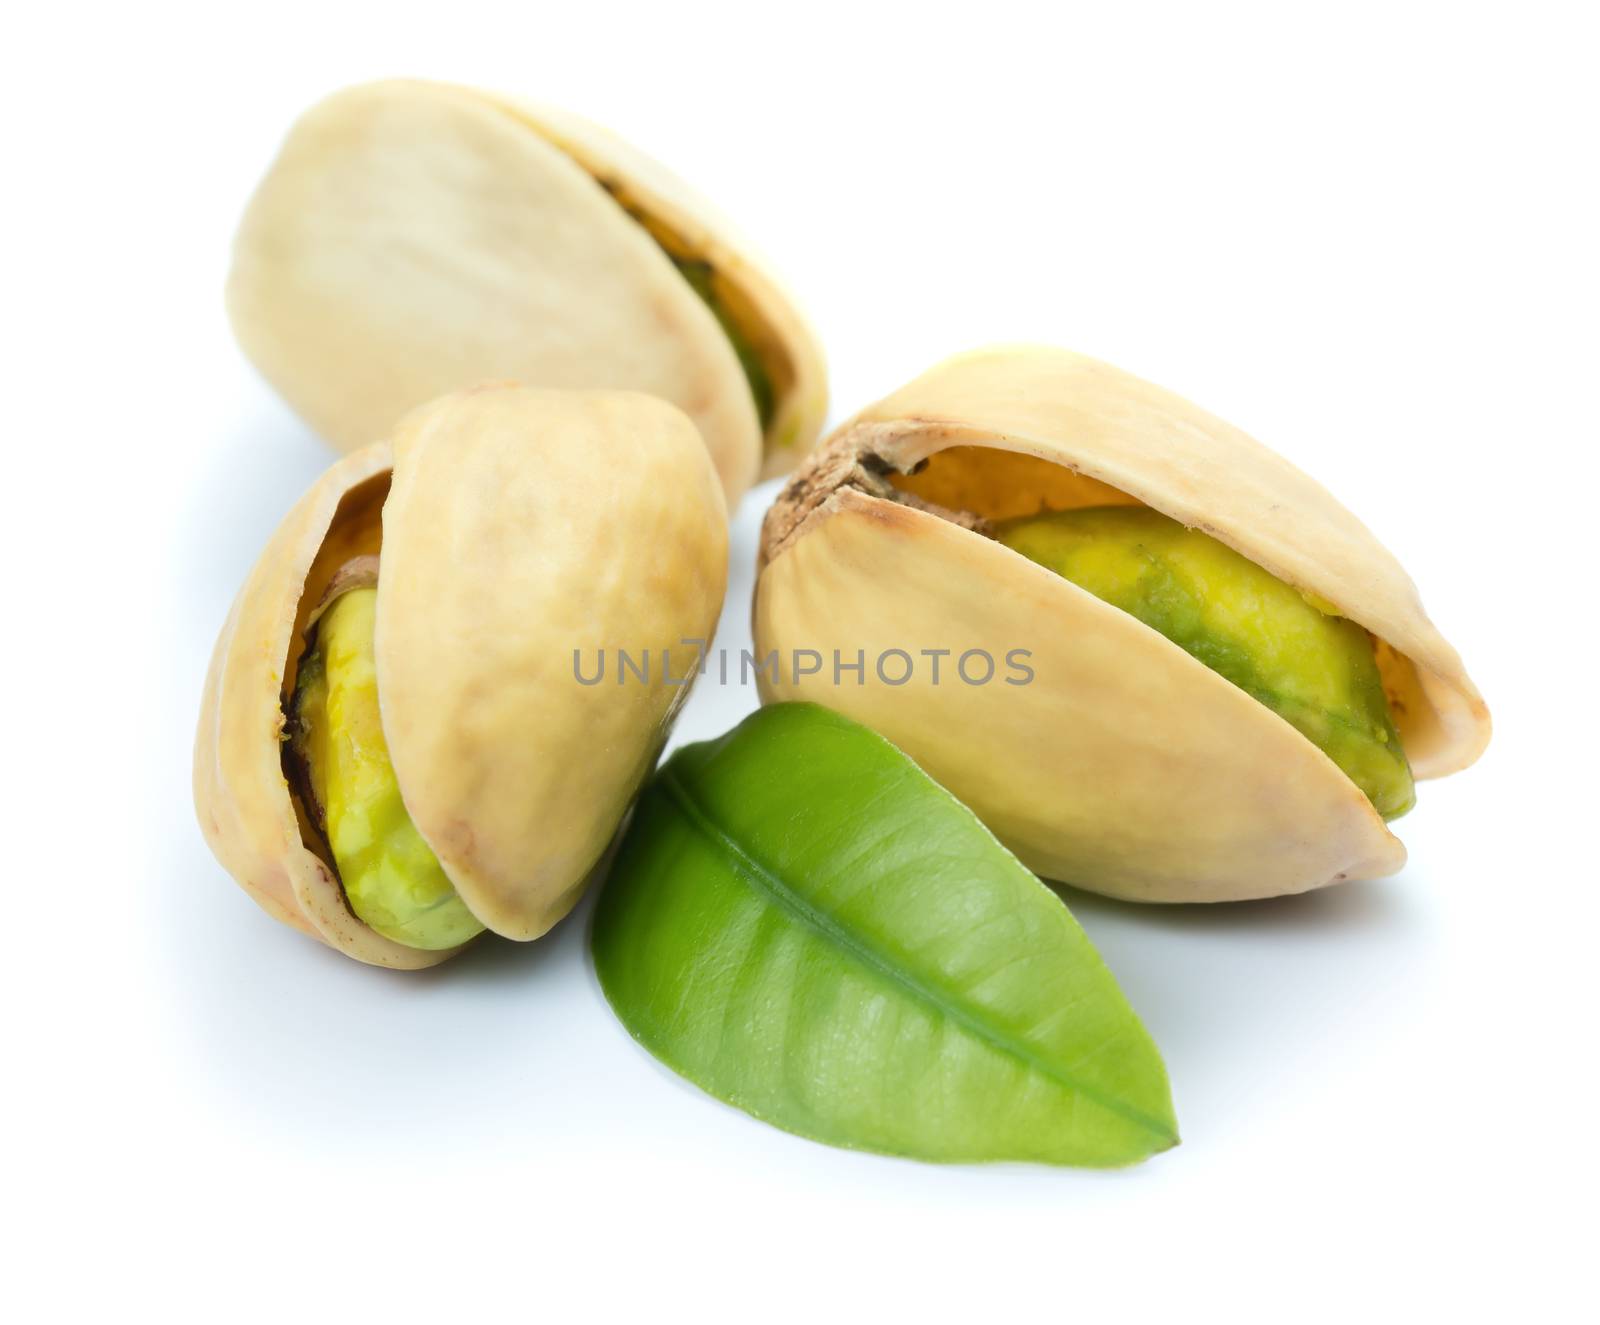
[226,79,827,503]
[754,346,1490,903]
[195,384,728,963]
[490,94,830,480]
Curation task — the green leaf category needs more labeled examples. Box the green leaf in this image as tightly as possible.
[591,703,1179,1167]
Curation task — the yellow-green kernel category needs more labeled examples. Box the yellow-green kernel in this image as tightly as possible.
[995,507,1414,819]
[290,587,485,949]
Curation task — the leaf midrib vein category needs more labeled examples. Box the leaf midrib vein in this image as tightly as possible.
[658,768,1175,1144]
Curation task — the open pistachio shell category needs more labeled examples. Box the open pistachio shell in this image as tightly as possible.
[227,79,827,503]
[195,384,728,965]
[754,346,1490,903]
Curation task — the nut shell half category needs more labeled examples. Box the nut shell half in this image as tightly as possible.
[491,94,829,480]
[227,79,827,503]
[196,384,728,963]
[754,346,1490,903]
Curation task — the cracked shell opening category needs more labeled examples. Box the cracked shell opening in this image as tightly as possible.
[275,472,483,952]
[761,433,1423,817]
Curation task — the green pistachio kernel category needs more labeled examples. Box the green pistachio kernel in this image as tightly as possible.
[290,587,485,949]
[994,506,1415,819]
[673,256,775,431]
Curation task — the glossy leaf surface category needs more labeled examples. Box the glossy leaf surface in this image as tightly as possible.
[592,703,1178,1166]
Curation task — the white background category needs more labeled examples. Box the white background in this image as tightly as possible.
[5,2,1596,1320]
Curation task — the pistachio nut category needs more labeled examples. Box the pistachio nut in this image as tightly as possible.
[227,79,828,504]
[753,347,1490,903]
[194,384,728,967]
